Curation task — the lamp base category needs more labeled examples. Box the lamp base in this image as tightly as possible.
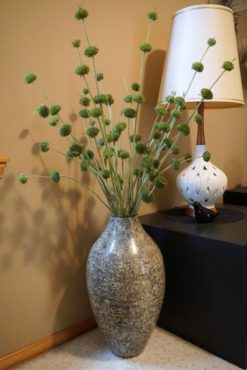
[177,145,227,215]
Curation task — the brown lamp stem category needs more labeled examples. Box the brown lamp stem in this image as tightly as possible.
[196,102,205,145]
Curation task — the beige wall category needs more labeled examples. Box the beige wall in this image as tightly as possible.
[0,0,246,357]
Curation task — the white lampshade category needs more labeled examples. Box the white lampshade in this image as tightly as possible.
[159,5,244,108]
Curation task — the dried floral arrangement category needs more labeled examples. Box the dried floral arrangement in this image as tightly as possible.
[19,7,234,217]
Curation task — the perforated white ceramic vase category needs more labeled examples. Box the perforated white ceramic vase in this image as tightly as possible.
[177,145,227,210]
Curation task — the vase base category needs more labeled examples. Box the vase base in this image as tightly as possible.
[110,342,146,358]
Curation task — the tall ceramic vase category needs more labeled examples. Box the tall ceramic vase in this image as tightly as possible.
[86,216,165,358]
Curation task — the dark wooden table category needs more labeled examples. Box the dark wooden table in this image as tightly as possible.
[141,204,247,369]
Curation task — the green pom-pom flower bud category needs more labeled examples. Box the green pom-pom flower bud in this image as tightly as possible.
[201,88,213,100]
[75,64,90,76]
[148,171,156,182]
[222,61,234,71]
[130,134,142,143]
[203,151,211,162]
[103,147,114,160]
[98,137,105,146]
[141,190,154,203]
[109,130,120,143]
[37,104,49,118]
[139,42,152,53]
[124,95,133,103]
[106,133,112,143]
[172,146,179,155]
[208,38,216,47]
[80,159,89,171]
[134,168,143,177]
[116,122,127,132]
[164,137,173,149]
[123,108,137,118]
[93,94,108,104]
[75,8,88,20]
[171,109,182,119]
[71,39,81,48]
[90,107,103,118]
[148,11,158,21]
[84,46,99,58]
[136,143,147,154]
[102,117,110,126]
[66,151,74,161]
[172,158,181,171]
[96,73,104,81]
[106,94,114,105]
[153,159,160,169]
[79,96,90,106]
[166,95,175,103]
[117,149,129,159]
[101,169,110,179]
[60,124,71,137]
[177,123,190,136]
[192,62,204,72]
[24,73,37,84]
[86,126,99,138]
[132,82,140,92]
[185,153,192,162]
[18,173,28,184]
[141,156,153,169]
[155,105,167,116]
[79,109,90,118]
[132,94,145,104]
[50,105,61,116]
[153,131,161,140]
[195,113,203,124]
[49,116,59,126]
[155,175,167,189]
[157,121,170,133]
[175,96,186,107]
[51,170,60,183]
[40,142,49,152]
[83,149,94,160]
[70,143,85,156]
[82,88,89,95]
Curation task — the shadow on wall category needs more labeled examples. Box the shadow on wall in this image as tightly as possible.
[138,49,190,210]
[0,133,102,332]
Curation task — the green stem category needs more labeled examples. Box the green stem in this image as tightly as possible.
[60,175,111,210]
[146,20,152,43]
[82,19,91,45]
[27,174,111,211]
[139,52,145,87]
[184,45,210,97]
[209,69,227,91]
[81,18,123,214]
[33,82,52,105]
[77,48,82,64]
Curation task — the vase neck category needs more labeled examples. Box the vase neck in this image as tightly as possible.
[107,216,141,234]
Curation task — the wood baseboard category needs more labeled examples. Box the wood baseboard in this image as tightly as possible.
[0,317,97,369]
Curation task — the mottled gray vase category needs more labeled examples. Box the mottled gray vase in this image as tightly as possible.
[86,216,165,358]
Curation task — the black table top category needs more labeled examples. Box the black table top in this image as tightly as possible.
[140,204,247,247]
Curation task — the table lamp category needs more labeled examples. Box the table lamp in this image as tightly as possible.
[159,4,244,215]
